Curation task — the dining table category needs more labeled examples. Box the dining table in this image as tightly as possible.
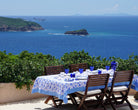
[32,69,138,104]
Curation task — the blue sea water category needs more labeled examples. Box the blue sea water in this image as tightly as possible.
[0,16,138,59]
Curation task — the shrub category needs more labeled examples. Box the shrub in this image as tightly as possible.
[0,50,138,90]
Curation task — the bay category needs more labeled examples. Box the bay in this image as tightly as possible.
[0,16,138,59]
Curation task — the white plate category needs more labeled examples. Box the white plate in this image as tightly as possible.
[91,71,98,74]
[75,77,87,80]
[64,78,74,82]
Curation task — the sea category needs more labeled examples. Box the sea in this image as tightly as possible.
[0,16,138,59]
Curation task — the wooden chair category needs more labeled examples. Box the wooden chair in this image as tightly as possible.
[75,74,110,110]
[44,65,64,107]
[69,63,88,103]
[44,65,77,107]
[44,65,64,75]
[106,70,134,110]
[70,63,88,72]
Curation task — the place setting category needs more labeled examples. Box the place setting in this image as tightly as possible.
[56,65,116,82]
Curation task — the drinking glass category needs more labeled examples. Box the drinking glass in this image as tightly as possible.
[79,68,83,74]
[105,66,110,70]
[111,61,117,70]
[73,73,75,78]
[70,73,75,78]
[90,66,94,71]
[65,69,69,74]
[111,66,116,71]
[98,70,102,74]
[70,73,73,78]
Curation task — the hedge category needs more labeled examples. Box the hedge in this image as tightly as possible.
[0,50,138,90]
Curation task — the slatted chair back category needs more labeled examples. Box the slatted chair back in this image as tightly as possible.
[85,74,110,95]
[75,74,109,110]
[111,70,134,93]
[70,63,88,72]
[44,65,64,75]
[107,70,134,110]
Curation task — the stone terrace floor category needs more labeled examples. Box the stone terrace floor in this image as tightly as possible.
[0,95,138,110]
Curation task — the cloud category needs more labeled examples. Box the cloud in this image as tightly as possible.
[93,3,120,15]
[103,4,119,13]
[133,6,137,10]
[113,4,119,10]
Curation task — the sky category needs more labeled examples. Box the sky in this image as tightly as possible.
[0,0,138,16]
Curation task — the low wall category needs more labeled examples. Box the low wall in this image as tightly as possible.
[129,89,137,95]
[0,83,47,104]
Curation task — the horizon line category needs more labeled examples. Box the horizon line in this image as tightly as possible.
[1,15,138,17]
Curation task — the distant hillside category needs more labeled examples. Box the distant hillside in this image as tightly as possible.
[0,17,44,31]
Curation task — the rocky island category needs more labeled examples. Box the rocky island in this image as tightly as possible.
[64,29,88,35]
[0,17,44,32]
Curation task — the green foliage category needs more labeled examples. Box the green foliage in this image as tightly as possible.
[0,50,60,90]
[64,29,88,35]
[61,50,138,73]
[0,50,138,90]
[0,17,41,28]
[61,50,92,67]
[76,29,87,32]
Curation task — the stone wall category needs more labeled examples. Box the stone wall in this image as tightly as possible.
[0,83,47,104]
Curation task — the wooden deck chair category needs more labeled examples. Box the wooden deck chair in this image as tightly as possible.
[70,63,88,72]
[75,74,109,110]
[106,70,134,110]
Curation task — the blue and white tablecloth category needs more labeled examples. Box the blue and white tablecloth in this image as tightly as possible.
[132,74,138,91]
[32,75,88,103]
[32,70,138,103]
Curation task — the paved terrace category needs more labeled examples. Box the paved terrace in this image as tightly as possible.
[0,95,138,110]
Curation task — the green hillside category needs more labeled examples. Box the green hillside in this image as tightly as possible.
[0,16,44,31]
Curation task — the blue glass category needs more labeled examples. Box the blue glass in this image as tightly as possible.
[105,66,110,70]
[98,70,102,74]
[111,61,118,71]
[65,69,69,74]
[70,73,75,78]
[79,68,83,74]
[111,66,116,71]
[70,73,73,78]
[72,73,75,78]
[90,66,94,71]
[111,61,117,67]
